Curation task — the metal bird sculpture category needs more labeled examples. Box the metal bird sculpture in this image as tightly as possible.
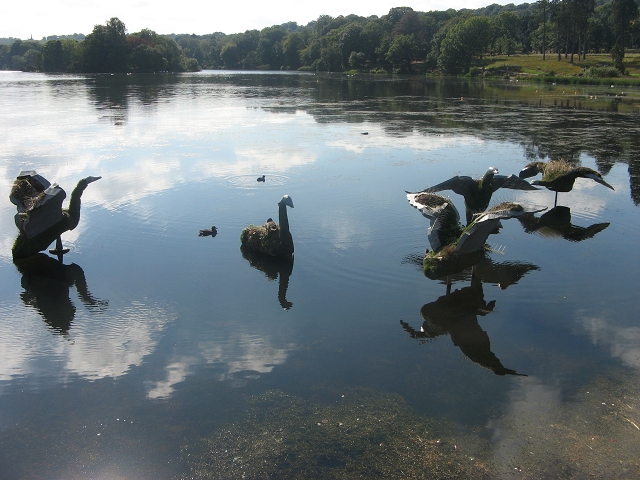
[407,192,546,279]
[519,160,614,207]
[240,195,294,257]
[10,171,101,260]
[408,167,539,224]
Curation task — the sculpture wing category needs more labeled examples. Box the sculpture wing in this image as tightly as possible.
[406,192,460,225]
[456,218,504,255]
[457,202,547,255]
[428,205,462,252]
[416,176,475,197]
[491,174,538,192]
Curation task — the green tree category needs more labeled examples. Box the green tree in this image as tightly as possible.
[493,11,520,56]
[610,0,639,72]
[83,17,129,72]
[42,40,64,71]
[220,43,240,68]
[257,27,286,68]
[282,32,305,69]
[348,51,366,69]
[385,34,417,72]
[360,20,385,64]
[438,16,492,74]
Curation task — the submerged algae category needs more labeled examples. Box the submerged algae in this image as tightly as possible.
[180,389,492,479]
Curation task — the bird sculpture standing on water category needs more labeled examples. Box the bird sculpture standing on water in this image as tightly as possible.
[408,167,539,224]
[518,159,614,207]
[10,171,101,260]
[407,191,546,279]
[240,195,294,257]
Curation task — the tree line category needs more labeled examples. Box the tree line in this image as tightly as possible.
[1,0,639,75]
[0,18,199,73]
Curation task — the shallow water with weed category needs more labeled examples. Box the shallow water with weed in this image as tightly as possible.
[0,71,639,479]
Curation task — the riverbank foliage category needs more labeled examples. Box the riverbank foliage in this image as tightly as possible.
[1,0,639,79]
[0,18,200,73]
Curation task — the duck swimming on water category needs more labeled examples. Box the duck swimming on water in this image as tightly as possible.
[519,160,614,206]
[240,195,294,257]
[199,226,217,237]
[408,167,538,224]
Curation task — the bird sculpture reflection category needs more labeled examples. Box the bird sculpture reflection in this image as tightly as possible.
[240,195,294,257]
[400,275,526,376]
[517,206,610,242]
[518,160,614,207]
[408,167,538,224]
[407,192,546,279]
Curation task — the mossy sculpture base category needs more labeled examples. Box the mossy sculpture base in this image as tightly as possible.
[10,172,101,260]
[240,195,294,257]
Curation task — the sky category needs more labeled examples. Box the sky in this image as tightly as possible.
[1,0,527,40]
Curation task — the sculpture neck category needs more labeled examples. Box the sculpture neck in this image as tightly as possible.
[479,173,494,191]
[279,202,289,233]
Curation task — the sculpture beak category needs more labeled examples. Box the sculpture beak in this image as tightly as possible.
[587,174,614,190]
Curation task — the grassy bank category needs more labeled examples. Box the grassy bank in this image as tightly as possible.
[475,53,640,85]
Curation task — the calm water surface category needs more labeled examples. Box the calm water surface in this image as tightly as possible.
[1,71,640,479]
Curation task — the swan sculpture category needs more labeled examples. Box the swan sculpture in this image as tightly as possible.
[10,171,101,260]
[408,167,538,224]
[519,160,614,206]
[240,195,294,257]
[407,192,546,279]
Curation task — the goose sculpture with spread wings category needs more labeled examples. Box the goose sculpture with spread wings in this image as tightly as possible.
[407,192,546,279]
[408,167,538,224]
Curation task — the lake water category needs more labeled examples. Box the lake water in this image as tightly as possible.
[1,71,640,479]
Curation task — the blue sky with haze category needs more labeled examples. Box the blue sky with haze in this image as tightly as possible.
[2,0,526,40]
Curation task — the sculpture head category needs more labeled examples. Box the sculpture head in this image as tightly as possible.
[279,195,294,208]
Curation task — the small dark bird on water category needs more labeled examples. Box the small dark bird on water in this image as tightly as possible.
[199,226,217,237]
[519,159,614,207]
[257,175,265,182]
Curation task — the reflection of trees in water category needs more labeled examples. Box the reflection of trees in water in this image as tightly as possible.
[87,73,185,125]
[83,73,640,202]
[14,254,108,335]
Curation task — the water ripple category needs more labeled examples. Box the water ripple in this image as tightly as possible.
[225,174,290,189]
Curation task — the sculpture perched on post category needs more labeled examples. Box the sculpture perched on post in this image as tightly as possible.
[10,171,101,260]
